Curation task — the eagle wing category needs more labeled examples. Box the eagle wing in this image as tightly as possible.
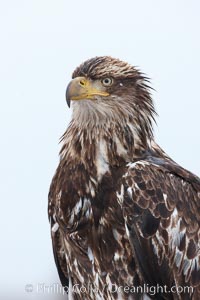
[50,217,69,289]
[122,157,200,297]
[48,175,69,289]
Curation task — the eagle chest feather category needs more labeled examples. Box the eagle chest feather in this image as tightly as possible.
[50,156,141,299]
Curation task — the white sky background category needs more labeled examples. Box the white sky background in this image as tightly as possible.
[0,0,200,299]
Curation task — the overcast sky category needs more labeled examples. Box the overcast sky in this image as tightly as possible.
[0,1,200,299]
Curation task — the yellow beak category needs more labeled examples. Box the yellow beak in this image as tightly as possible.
[65,77,110,107]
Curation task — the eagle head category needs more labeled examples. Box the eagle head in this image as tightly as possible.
[66,56,156,142]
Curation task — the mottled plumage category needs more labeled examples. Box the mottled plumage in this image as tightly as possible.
[48,56,200,299]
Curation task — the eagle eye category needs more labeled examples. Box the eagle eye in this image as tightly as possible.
[101,77,113,87]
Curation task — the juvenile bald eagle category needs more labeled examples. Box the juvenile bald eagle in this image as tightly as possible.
[48,56,200,299]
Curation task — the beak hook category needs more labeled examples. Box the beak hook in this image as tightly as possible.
[65,87,71,108]
[66,99,71,108]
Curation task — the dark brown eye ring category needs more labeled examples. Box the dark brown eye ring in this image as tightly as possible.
[101,77,113,86]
